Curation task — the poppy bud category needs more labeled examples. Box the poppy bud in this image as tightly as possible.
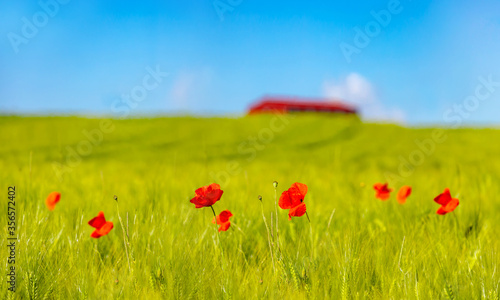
[258,195,263,201]
[273,181,278,188]
[114,195,118,202]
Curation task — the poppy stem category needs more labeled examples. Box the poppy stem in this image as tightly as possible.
[260,198,276,274]
[210,205,218,233]
[210,206,225,267]
[273,184,281,255]
[305,211,311,223]
[115,198,131,272]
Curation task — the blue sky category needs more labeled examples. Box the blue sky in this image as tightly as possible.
[1,0,499,125]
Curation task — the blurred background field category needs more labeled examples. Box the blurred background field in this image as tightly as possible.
[1,115,500,299]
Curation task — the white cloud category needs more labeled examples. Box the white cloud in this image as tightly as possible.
[323,72,376,105]
[169,68,213,109]
[171,72,195,108]
[322,72,406,123]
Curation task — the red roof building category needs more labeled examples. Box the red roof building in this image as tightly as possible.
[248,96,357,115]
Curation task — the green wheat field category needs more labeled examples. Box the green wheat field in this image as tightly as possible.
[1,115,500,299]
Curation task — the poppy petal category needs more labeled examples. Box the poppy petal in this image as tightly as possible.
[194,186,207,197]
[279,190,294,209]
[376,191,391,201]
[290,182,308,198]
[45,192,61,211]
[288,183,307,206]
[91,221,114,238]
[191,183,223,208]
[101,221,114,234]
[373,183,384,191]
[88,211,106,229]
[206,184,224,201]
[374,183,392,200]
[288,202,307,220]
[218,221,231,232]
[218,210,233,223]
[279,182,308,209]
[441,198,459,214]
[212,210,233,230]
[397,186,412,204]
[436,206,447,215]
[90,229,101,238]
[434,188,452,205]
[190,197,207,208]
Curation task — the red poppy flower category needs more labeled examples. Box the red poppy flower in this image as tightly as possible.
[279,182,308,220]
[190,183,224,208]
[46,192,61,211]
[373,183,392,200]
[434,188,459,215]
[397,186,412,204]
[212,210,233,232]
[88,211,114,238]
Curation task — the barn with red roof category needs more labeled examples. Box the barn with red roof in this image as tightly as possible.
[248,96,357,115]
